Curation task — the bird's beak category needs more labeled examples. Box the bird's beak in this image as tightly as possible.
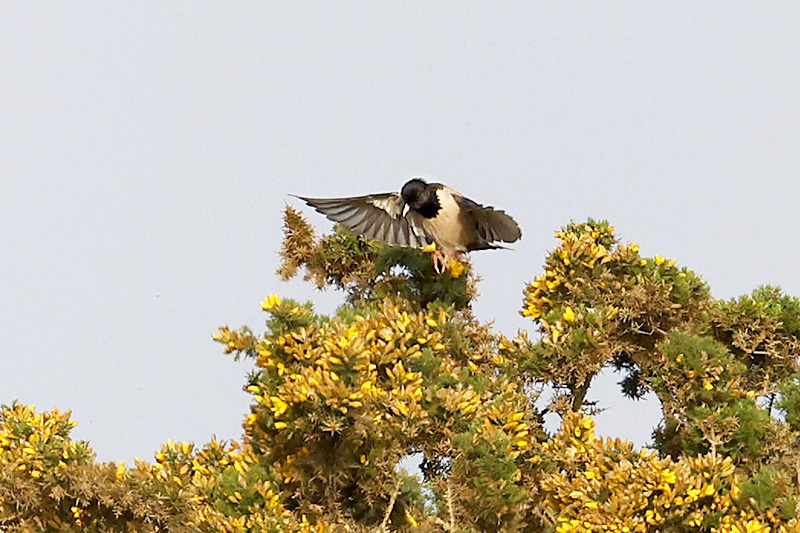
[401,204,410,217]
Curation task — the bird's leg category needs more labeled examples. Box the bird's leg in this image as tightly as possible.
[431,250,460,274]
[432,250,447,274]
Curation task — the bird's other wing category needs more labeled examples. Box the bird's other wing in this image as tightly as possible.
[292,193,430,248]
[452,194,522,247]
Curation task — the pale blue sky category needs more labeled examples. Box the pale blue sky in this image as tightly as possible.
[2,3,798,463]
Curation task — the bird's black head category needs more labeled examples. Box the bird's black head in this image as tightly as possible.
[400,178,428,205]
[401,178,440,218]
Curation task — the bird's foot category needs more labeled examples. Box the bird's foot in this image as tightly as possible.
[432,251,446,274]
[432,250,459,274]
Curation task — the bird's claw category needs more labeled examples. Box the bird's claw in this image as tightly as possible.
[431,250,461,274]
[432,251,447,274]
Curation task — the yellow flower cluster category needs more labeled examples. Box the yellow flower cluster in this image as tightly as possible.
[713,516,795,533]
[448,391,537,462]
[438,384,482,416]
[542,413,799,533]
[521,224,617,324]
[517,221,695,400]
[245,299,447,437]
[553,226,614,269]
[212,326,257,354]
[150,435,332,531]
[449,258,466,278]
[503,410,532,453]
[521,269,560,320]
[261,293,282,310]
[0,402,85,480]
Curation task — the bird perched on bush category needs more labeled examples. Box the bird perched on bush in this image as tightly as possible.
[294,178,521,273]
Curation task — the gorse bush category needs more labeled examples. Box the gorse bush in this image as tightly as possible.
[3,210,800,532]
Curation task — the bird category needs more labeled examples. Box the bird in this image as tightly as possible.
[293,178,521,273]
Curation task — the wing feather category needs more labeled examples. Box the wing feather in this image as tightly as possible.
[293,193,427,248]
[471,208,521,245]
[373,216,388,244]
[450,192,522,250]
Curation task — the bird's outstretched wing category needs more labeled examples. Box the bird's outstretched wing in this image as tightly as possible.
[453,194,522,249]
[293,193,430,248]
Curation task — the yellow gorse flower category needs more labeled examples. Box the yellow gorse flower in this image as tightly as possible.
[449,259,466,278]
[261,293,282,311]
[421,242,437,253]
